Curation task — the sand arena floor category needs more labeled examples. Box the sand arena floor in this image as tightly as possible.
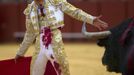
[0,42,121,75]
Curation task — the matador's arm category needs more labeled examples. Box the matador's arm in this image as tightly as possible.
[16,13,36,56]
[54,0,96,25]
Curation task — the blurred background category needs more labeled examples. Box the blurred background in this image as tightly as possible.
[0,0,134,42]
[0,0,134,75]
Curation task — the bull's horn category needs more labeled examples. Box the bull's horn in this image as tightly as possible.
[82,21,111,39]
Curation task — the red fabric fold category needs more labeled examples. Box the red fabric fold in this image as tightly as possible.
[0,57,57,75]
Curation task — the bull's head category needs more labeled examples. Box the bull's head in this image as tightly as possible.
[82,21,111,39]
[82,18,134,73]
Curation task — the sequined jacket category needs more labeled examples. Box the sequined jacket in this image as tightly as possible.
[17,0,96,56]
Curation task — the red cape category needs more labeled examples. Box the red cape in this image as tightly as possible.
[0,57,57,75]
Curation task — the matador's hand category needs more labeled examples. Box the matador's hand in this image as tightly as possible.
[93,15,108,30]
[14,54,24,63]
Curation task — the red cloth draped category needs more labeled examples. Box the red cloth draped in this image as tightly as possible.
[0,57,57,75]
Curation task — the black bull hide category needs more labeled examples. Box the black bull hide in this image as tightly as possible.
[97,18,134,74]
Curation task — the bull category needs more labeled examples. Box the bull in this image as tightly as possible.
[82,18,134,75]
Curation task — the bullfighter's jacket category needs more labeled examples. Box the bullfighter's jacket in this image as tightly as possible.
[17,0,95,57]
[16,0,96,75]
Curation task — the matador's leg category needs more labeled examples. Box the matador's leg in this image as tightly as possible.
[30,36,48,75]
[31,52,48,75]
[52,29,70,75]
